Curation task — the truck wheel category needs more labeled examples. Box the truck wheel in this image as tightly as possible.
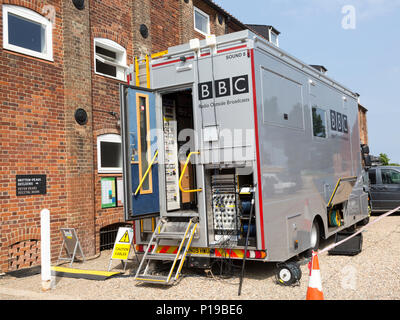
[303,220,321,258]
[310,220,320,251]
[275,262,302,286]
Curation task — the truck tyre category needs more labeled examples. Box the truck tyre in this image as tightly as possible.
[310,220,321,251]
[275,262,302,286]
[303,219,321,258]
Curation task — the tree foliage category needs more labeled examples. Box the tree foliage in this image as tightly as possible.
[379,153,400,166]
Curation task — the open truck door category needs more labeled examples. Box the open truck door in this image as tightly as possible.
[120,85,160,220]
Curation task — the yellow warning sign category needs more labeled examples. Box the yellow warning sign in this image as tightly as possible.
[112,244,131,260]
[110,227,133,262]
[119,231,130,243]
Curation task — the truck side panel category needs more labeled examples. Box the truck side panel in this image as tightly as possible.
[252,44,367,261]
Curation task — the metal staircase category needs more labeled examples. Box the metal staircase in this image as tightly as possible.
[134,216,198,285]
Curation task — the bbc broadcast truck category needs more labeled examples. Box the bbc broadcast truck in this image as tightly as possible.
[119,30,369,285]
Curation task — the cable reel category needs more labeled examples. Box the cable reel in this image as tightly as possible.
[275,261,302,286]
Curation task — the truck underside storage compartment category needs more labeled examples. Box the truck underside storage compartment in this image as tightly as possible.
[205,168,257,248]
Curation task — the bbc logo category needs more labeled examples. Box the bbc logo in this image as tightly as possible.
[198,75,249,100]
[330,110,348,134]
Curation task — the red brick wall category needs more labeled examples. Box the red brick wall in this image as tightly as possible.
[90,0,134,252]
[62,0,95,257]
[0,0,67,272]
[0,0,248,273]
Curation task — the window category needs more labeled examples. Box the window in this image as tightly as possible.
[194,7,210,36]
[97,134,122,173]
[312,106,327,138]
[2,5,53,61]
[381,169,400,185]
[136,93,152,194]
[368,169,376,185]
[269,30,279,47]
[94,38,127,81]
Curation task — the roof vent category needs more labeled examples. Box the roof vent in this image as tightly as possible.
[310,65,328,74]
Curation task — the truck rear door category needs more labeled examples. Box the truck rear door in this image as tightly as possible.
[120,85,160,220]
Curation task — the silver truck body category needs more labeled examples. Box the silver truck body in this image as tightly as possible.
[120,30,368,262]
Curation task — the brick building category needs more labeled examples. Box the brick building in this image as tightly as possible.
[0,0,368,274]
[0,0,257,273]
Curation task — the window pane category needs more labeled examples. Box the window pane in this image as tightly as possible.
[100,141,122,168]
[139,96,150,190]
[96,59,117,77]
[368,169,376,185]
[270,32,278,45]
[195,10,208,33]
[95,46,116,60]
[381,169,400,185]
[312,107,326,138]
[8,13,45,53]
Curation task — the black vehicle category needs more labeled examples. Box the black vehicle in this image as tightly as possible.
[368,166,400,212]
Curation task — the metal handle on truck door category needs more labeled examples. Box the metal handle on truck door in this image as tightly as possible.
[134,150,159,196]
[179,152,202,193]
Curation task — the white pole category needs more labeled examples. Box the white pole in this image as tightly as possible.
[40,209,52,291]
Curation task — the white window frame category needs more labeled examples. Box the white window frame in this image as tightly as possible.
[97,134,122,174]
[269,29,279,47]
[2,5,53,61]
[94,38,128,81]
[193,6,210,36]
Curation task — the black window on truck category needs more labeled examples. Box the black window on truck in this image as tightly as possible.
[312,106,327,138]
[368,169,376,185]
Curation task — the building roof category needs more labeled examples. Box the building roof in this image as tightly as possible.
[201,0,274,40]
[358,103,368,112]
[246,24,281,38]
[201,0,249,29]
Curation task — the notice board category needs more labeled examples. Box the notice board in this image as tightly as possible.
[101,177,116,208]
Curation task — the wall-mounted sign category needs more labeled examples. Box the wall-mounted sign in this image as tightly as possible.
[16,175,46,196]
[101,177,116,208]
[117,177,124,207]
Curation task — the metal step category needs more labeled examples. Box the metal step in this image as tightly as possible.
[135,274,171,284]
[146,253,181,261]
[163,211,199,218]
[154,232,187,240]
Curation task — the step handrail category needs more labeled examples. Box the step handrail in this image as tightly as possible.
[166,219,193,283]
[134,150,159,196]
[174,221,198,281]
[178,151,202,193]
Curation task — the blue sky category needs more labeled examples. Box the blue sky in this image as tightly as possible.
[214,0,400,163]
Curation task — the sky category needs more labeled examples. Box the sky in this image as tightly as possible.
[214,0,400,163]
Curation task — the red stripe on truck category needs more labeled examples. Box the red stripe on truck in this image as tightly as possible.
[250,48,266,250]
[152,56,194,68]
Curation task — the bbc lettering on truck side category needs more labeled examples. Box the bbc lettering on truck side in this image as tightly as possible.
[198,75,249,100]
[330,109,348,134]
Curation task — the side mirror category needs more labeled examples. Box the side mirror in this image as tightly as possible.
[363,154,372,167]
[361,144,370,155]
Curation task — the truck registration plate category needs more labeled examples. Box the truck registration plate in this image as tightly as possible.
[189,247,210,255]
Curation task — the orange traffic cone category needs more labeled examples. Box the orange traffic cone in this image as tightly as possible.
[306,251,324,300]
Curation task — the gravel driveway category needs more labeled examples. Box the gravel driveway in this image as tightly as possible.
[1,213,399,300]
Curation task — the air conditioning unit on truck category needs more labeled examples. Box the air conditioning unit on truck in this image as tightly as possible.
[119,30,369,285]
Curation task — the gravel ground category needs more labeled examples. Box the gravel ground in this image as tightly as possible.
[1,213,399,300]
